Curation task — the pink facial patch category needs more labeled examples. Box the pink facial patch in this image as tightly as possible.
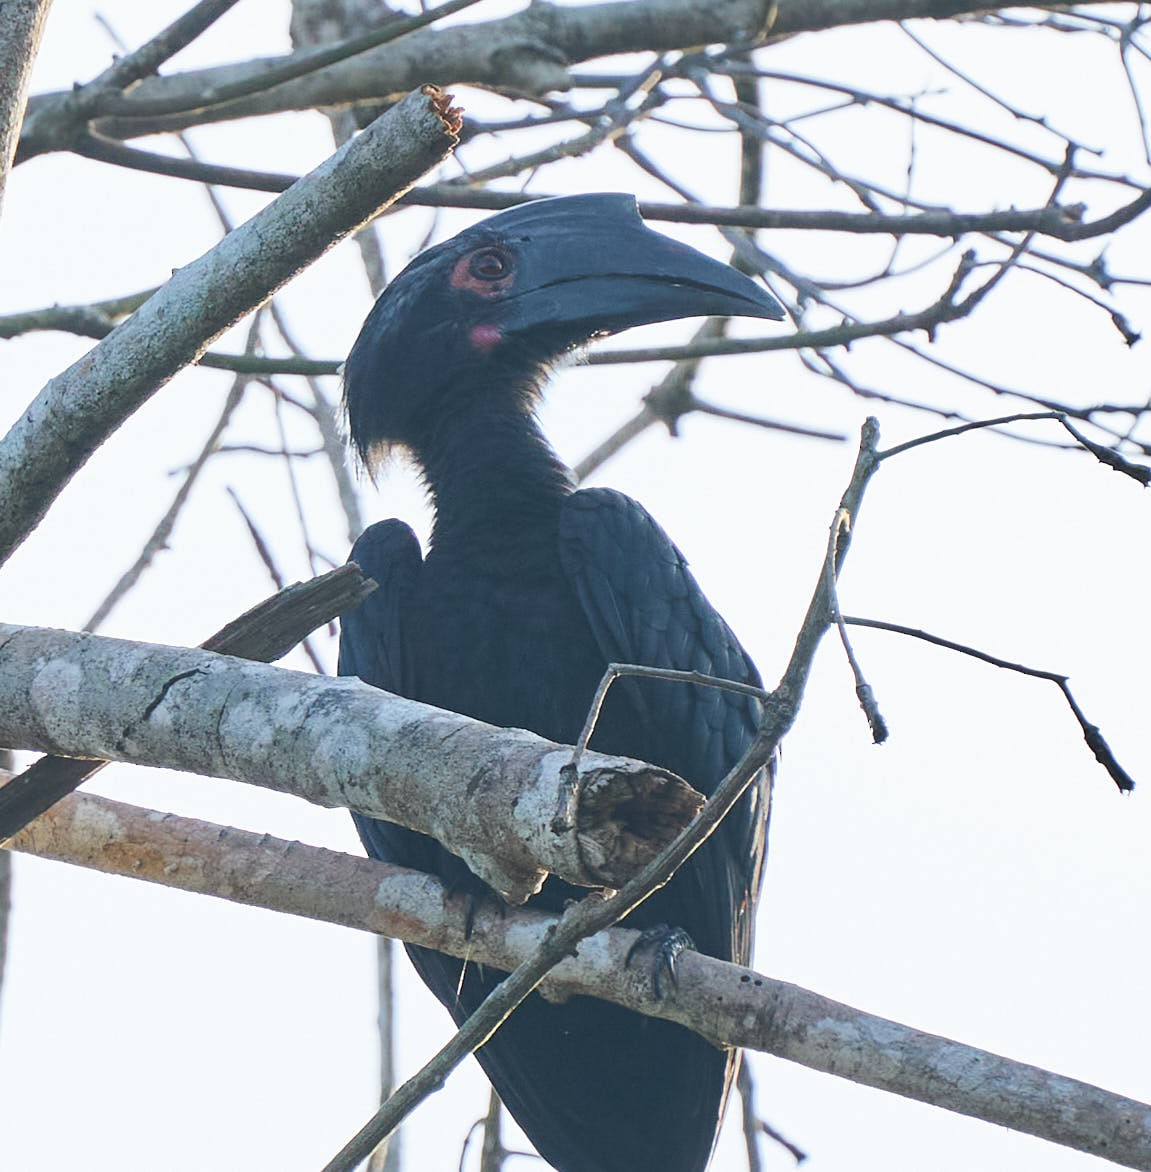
[450,253,513,296]
[469,323,504,353]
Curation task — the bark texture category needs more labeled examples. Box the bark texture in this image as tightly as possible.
[18,0,773,146]
[0,0,51,209]
[0,85,460,567]
[0,623,702,902]
[6,787,1149,1172]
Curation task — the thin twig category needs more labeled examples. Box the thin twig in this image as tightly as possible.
[88,1,243,96]
[737,1060,809,1167]
[825,513,889,744]
[738,1061,766,1172]
[572,663,771,767]
[84,316,263,632]
[94,0,486,121]
[842,616,1136,792]
[879,410,1151,484]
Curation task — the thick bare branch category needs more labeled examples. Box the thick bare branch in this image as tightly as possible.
[0,563,375,841]
[16,0,1124,151]
[0,86,460,569]
[6,790,1149,1172]
[0,623,702,903]
[17,0,772,151]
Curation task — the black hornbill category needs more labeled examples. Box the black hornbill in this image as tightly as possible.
[338,194,784,1172]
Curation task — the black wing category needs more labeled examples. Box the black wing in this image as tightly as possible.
[340,502,772,1172]
[558,486,770,966]
[338,519,493,1036]
[337,519,431,871]
[337,519,422,689]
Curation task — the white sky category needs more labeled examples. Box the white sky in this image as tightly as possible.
[1,2,1150,1170]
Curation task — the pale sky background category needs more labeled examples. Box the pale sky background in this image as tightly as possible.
[1,2,1150,1170]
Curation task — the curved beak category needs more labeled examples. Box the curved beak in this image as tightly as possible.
[498,194,786,339]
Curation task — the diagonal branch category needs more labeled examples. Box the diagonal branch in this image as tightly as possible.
[87,0,243,95]
[83,316,265,634]
[0,85,461,569]
[0,621,702,902]
[92,0,486,121]
[6,788,1149,1171]
[0,563,376,841]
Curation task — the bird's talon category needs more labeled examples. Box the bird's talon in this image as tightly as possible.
[626,923,695,999]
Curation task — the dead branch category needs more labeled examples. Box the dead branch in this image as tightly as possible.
[0,85,460,569]
[0,564,375,841]
[0,622,701,902]
[6,787,1149,1172]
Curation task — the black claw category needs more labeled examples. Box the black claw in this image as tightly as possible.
[625,923,695,999]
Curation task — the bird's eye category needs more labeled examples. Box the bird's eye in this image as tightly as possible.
[469,248,509,281]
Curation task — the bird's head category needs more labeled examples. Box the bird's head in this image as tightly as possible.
[344,193,786,467]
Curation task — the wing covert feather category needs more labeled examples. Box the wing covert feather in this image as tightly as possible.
[558,487,770,961]
[337,519,422,693]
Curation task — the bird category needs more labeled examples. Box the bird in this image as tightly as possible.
[338,193,784,1172]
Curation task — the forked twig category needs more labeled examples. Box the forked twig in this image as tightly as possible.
[842,616,1136,792]
[571,663,771,769]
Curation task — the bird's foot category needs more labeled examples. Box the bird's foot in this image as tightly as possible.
[625,924,695,999]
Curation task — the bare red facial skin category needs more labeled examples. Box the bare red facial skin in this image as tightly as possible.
[449,251,514,297]
[468,323,504,353]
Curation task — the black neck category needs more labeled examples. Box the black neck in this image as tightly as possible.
[411,376,573,553]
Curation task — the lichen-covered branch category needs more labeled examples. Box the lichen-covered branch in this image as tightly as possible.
[17,0,771,151]
[16,0,1123,151]
[0,563,375,841]
[0,86,459,569]
[0,623,702,902]
[6,788,1149,1172]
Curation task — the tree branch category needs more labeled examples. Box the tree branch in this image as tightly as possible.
[0,0,51,214]
[842,615,1136,791]
[0,622,702,902]
[5,788,1148,1171]
[0,562,376,841]
[86,0,244,95]
[15,0,1123,151]
[0,85,461,569]
[17,0,772,152]
[93,0,487,121]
